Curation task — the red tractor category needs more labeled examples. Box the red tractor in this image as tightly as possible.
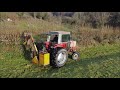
[23,31,79,68]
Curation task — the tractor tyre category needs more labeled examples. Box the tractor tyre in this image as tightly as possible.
[51,49,68,68]
[72,52,79,60]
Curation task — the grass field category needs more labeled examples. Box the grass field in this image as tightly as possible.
[0,43,120,78]
[0,18,120,78]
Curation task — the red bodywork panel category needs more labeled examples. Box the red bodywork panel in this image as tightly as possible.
[54,42,67,48]
[45,41,50,49]
[44,41,76,52]
[45,42,67,49]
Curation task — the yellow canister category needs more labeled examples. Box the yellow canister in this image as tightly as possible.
[39,53,50,66]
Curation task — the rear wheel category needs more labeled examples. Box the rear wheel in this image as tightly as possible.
[51,49,68,68]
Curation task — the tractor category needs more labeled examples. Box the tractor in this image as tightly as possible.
[23,31,79,68]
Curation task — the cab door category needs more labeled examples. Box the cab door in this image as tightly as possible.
[61,34,71,49]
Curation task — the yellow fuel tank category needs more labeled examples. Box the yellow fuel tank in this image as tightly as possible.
[39,53,50,66]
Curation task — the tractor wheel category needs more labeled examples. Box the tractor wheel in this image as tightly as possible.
[72,52,79,60]
[51,49,68,68]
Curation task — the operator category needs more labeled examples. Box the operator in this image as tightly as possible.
[52,35,58,42]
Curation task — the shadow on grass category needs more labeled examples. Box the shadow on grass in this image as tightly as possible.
[42,52,120,77]
[22,45,32,61]
[66,52,120,68]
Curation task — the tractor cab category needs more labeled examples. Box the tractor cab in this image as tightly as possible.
[45,31,76,52]
[47,31,71,44]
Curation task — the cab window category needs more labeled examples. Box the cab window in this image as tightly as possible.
[62,34,70,42]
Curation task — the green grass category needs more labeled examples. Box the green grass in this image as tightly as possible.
[0,43,120,78]
[0,19,120,78]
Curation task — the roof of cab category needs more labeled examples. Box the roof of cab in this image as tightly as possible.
[49,31,70,34]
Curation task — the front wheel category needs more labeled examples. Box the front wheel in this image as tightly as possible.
[72,52,79,60]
